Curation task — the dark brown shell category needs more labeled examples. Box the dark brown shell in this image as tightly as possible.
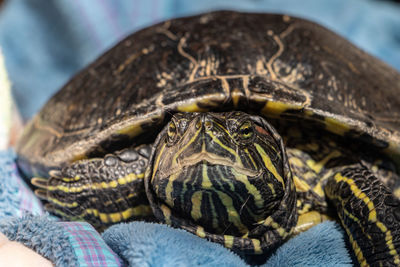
[16,11,400,175]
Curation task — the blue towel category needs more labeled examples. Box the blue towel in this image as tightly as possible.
[0,213,352,267]
[103,221,352,267]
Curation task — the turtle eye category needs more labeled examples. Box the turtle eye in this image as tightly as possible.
[167,121,178,143]
[238,121,254,140]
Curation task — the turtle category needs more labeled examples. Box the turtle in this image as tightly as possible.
[16,11,400,266]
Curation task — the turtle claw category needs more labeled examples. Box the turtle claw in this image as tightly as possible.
[31,177,48,189]
[44,203,56,213]
[34,189,48,200]
[49,170,62,179]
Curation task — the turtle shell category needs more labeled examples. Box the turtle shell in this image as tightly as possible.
[16,11,400,176]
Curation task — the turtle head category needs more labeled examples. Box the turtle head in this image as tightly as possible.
[145,111,297,255]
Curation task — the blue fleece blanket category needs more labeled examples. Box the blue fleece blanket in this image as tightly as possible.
[0,214,353,266]
[103,220,352,266]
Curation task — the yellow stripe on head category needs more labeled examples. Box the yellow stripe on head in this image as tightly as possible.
[255,143,284,186]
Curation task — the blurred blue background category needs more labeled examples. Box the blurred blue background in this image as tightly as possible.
[0,0,399,119]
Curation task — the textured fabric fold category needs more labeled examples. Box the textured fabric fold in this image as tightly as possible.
[60,222,123,267]
[102,221,352,266]
[0,214,77,266]
[0,215,124,267]
[0,149,44,218]
[103,221,248,267]
[266,221,352,267]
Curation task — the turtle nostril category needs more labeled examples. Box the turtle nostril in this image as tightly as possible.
[199,114,213,131]
[195,118,202,129]
[204,121,212,131]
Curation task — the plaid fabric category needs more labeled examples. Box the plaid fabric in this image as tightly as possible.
[0,149,44,218]
[61,222,124,267]
[15,164,44,216]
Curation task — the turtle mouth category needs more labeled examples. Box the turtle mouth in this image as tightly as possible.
[157,151,261,179]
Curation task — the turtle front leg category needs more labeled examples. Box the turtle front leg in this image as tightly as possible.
[326,164,400,267]
[32,145,154,229]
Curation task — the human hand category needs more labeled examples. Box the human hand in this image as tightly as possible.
[0,232,53,267]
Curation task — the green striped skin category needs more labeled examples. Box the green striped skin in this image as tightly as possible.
[145,112,297,255]
[326,167,400,266]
